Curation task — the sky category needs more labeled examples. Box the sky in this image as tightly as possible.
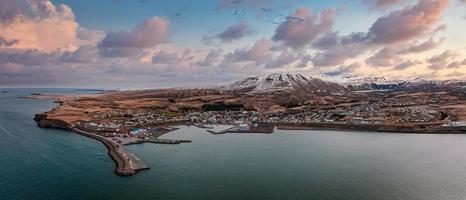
[0,0,465,89]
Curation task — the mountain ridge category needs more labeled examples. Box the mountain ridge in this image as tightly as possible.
[226,73,347,94]
[167,73,465,93]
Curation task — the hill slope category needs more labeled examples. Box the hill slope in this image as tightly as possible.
[227,73,347,94]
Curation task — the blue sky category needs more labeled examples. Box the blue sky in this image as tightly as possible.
[53,0,377,48]
[0,0,464,88]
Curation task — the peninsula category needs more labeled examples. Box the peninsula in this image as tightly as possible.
[33,73,466,176]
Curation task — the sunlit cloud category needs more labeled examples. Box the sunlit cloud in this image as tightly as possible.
[0,0,464,88]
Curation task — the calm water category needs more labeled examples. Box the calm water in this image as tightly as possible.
[2,88,466,200]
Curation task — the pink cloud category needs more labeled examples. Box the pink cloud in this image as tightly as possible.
[272,7,336,49]
[362,0,404,9]
[310,0,450,67]
[367,0,450,44]
[0,0,31,23]
[224,38,271,63]
[399,38,442,54]
[0,0,102,52]
[99,16,170,57]
[427,50,457,69]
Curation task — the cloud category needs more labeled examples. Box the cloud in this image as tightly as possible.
[311,32,369,67]
[272,7,336,49]
[398,38,442,54]
[310,0,449,67]
[203,22,254,45]
[367,0,449,44]
[446,58,466,68]
[0,36,18,47]
[0,0,35,24]
[311,31,368,67]
[323,62,361,76]
[152,50,179,64]
[312,51,353,67]
[444,71,466,79]
[366,47,399,67]
[217,22,254,43]
[427,50,457,69]
[197,48,224,66]
[312,31,340,50]
[265,50,299,69]
[99,16,170,57]
[28,0,75,20]
[0,0,77,23]
[394,60,422,70]
[365,37,441,67]
[0,0,461,87]
[60,45,99,64]
[0,0,102,52]
[223,38,271,63]
[362,0,404,9]
[0,45,101,67]
[0,48,60,66]
[149,46,222,68]
[77,27,105,45]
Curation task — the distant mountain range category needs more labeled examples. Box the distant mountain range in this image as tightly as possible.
[341,75,466,92]
[341,75,407,91]
[225,73,346,94]
[223,73,466,94]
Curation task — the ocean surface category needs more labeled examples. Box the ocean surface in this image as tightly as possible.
[2,88,466,200]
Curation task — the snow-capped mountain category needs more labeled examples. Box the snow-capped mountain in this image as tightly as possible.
[399,79,466,92]
[227,73,347,94]
[342,75,408,91]
[342,75,466,91]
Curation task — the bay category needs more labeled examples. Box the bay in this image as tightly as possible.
[1,88,466,200]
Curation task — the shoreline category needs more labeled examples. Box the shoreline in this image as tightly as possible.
[194,122,465,134]
[33,115,465,176]
[34,114,149,176]
[274,123,466,134]
[71,128,150,176]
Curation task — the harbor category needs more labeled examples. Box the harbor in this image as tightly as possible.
[205,123,274,135]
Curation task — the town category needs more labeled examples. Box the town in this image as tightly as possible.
[72,101,465,145]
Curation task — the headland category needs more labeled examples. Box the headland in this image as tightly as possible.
[30,75,466,176]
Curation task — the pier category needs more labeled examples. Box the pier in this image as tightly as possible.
[147,138,191,144]
[72,128,150,176]
[207,123,274,135]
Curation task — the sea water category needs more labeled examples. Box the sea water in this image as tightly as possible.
[2,88,466,200]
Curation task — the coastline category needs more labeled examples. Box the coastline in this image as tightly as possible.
[34,114,149,176]
[275,122,466,134]
[71,128,150,176]
[33,113,466,176]
[30,88,465,177]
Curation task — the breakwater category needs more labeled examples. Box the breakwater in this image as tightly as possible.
[34,114,149,176]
